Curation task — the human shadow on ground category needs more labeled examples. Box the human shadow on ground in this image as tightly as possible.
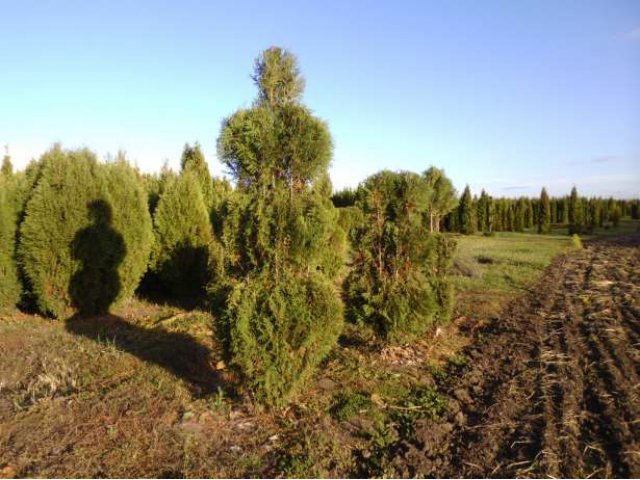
[65,313,230,398]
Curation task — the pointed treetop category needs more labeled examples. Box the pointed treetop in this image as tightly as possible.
[252,47,305,107]
[1,146,12,176]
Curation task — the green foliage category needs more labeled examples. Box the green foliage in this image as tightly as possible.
[222,270,343,407]
[457,185,476,234]
[331,187,357,208]
[391,386,447,437]
[102,158,154,305]
[214,47,344,406]
[180,143,216,209]
[151,171,214,299]
[1,154,13,176]
[430,234,457,324]
[571,234,583,250]
[345,170,456,342]
[142,161,177,216]
[252,46,305,108]
[476,189,492,233]
[568,186,583,234]
[423,166,457,232]
[336,206,364,242]
[0,172,22,312]
[18,147,153,318]
[219,103,332,192]
[538,187,551,234]
[331,391,374,421]
[19,148,103,317]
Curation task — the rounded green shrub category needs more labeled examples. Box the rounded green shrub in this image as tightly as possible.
[223,269,343,406]
[18,147,153,318]
[344,170,456,342]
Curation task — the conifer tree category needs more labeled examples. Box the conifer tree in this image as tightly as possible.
[215,47,344,406]
[538,187,551,234]
[102,156,154,304]
[1,150,13,176]
[0,168,22,312]
[477,189,492,233]
[457,185,475,234]
[18,147,153,318]
[143,161,178,216]
[180,143,216,209]
[151,170,214,299]
[568,186,582,234]
[513,197,526,232]
[423,167,457,232]
[345,170,456,341]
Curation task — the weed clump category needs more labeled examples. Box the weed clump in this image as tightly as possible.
[571,234,583,250]
[331,391,373,421]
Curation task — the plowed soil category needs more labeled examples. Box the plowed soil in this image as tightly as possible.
[398,234,640,478]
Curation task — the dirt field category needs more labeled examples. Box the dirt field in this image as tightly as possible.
[397,234,640,478]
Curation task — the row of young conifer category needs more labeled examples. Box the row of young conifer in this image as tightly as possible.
[3,48,637,405]
[444,185,638,235]
[0,48,460,406]
[334,184,639,236]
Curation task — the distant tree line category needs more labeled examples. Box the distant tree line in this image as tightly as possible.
[390,184,639,236]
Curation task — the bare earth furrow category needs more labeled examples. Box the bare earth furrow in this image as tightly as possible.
[401,234,640,478]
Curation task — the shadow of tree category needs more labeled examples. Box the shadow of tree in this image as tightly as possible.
[69,199,125,316]
[65,314,231,398]
[136,244,211,311]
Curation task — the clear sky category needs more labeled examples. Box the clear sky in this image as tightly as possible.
[1,0,639,198]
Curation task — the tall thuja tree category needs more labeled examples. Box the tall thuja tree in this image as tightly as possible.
[143,160,178,216]
[538,187,551,234]
[568,186,583,234]
[550,197,557,226]
[457,185,475,234]
[477,189,491,233]
[102,155,154,304]
[514,197,526,232]
[345,171,456,341]
[215,47,344,406]
[0,156,23,312]
[422,167,457,233]
[180,143,217,209]
[1,150,13,176]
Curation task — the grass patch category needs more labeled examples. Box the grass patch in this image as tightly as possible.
[450,231,575,318]
[331,391,373,421]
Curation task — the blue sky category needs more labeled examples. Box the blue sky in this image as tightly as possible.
[1,0,639,197]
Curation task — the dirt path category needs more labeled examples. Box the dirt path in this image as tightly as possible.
[398,234,640,478]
